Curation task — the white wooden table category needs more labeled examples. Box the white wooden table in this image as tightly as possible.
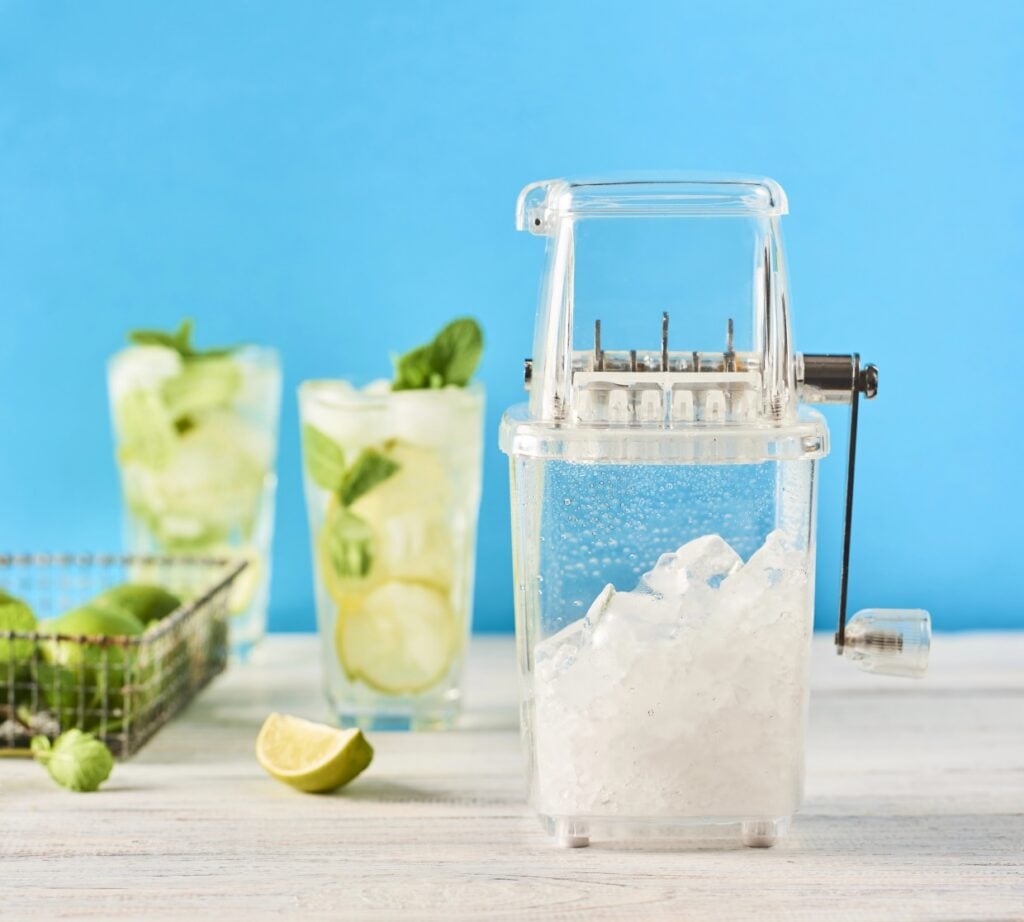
[2,633,1023,921]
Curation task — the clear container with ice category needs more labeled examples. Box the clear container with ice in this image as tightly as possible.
[500,176,929,848]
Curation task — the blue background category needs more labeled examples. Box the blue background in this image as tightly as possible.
[1,1,1020,632]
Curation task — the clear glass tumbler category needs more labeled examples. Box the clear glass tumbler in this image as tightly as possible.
[108,344,281,658]
[299,380,484,729]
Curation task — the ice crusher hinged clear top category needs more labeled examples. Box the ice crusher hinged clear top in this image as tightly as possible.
[502,175,931,678]
[516,178,802,435]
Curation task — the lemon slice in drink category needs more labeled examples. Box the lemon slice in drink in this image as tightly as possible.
[336,580,456,695]
[256,713,373,793]
[350,440,451,520]
[348,442,455,590]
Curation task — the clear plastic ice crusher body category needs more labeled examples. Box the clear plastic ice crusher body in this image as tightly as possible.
[500,177,931,848]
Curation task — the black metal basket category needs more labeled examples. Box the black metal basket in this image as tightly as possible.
[0,553,245,757]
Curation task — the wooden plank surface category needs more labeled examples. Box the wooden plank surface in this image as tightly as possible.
[2,633,1022,921]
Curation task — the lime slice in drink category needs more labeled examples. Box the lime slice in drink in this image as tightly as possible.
[349,441,455,590]
[366,511,455,591]
[335,580,455,695]
[161,356,243,419]
[219,548,262,615]
[256,713,373,793]
[115,389,177,470]
[129,419,267,540]
[350,440,451,520]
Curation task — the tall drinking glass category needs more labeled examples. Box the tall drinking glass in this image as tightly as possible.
[108,344,281,657]
[299,380,484,729]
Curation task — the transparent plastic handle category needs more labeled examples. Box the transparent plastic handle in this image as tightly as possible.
[842,609,931,678]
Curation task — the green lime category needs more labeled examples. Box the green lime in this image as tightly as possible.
[37,606,147,732]
[93,584,182,625]
[38,605,144,670]
[0,590,37,664]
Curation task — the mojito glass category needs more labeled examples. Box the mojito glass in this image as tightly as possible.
[299,380,484,729]
[108,344,281,657]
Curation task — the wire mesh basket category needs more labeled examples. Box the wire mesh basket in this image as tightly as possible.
[0,553,246,758]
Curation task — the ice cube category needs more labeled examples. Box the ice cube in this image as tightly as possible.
[301,380,393,451]
[535,617,588,683]
[721,529,792,597]
[591,584,673,648]
[585,583,615,627]
[134,423,267,535]
[389,387,482,452]
[234,348,283,411]
[718,530,808,634]
[639,534,742,596]
[109,346,183,402]
[370,510,455,589]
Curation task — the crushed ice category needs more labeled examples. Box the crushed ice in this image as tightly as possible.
[532,529,813,820]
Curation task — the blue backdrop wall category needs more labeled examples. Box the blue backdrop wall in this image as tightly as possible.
[1,1,1021,631]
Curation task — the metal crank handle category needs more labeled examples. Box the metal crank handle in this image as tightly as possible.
[799,354,931,679]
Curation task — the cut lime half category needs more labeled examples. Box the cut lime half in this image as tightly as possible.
[256,713,373,793]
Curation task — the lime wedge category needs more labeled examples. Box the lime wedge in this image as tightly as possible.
[335,580,455,695]
[256,713,373,793]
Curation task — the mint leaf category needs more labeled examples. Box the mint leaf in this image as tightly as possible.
[392,317,483,391]
[302,425,347,492]
[429,317,484,386]
[128,319,236,359]
[392,344,437,391]
[340,449,399,507]
[321,508,374,579]
[129,319,193,355]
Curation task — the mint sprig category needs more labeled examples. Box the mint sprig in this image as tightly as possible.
[302,427,399,507]
[322,508,375,581]
[302,428,401,579]
[31,730,114,792]
[129,318,235,359]
[392,317,483,391]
